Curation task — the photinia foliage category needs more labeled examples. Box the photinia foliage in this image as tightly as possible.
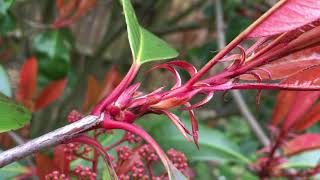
[1,0,320,179]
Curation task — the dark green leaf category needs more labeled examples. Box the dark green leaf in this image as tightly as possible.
[0,93,31,133]
[32,29,73,79]
[0,13,16,34]
[121,0,178,64]
[0,65,11,97]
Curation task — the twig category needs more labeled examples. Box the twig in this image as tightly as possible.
[7,132,36,167]
[0,115,102,167]
[214,0,270,146]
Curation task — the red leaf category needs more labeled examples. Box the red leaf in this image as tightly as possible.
[34,79,67,111]
[35,153,57,179]
[271,91,297,126]
[53,0,96,28]
[280,65,320,88]
[283,134,320,156]
[99,66,121,101]
[16,56,38,110]
[293,102,320,131]
[248,0,320,38]
[281,91,320,131]
[82,75,103,112]
[241,45,320,80]
[54,145,71,175]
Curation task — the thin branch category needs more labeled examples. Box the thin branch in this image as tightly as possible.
[7,132,36,168]
[0,115,102,167]
[214,0,270,146]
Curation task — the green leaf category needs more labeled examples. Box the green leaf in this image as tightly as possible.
[0,12,16,34]
[140,114,250,164]
[0,0,15,15]
[121,0,178,64]
[280,150,320,169]
[32,29,73,80]
[0,160,28,179]
[0,93,31,133]
[0,65,11,97]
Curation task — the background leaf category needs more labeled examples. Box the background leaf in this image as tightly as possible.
[139,114,250,164]
[0,93,31,133]
[0,160,28,179]
[34,78,67,111]
[281,150,320,169]
[121,0,178,64]
[16,57,38,110]
[32,29,73,80]
[0,65,11,97]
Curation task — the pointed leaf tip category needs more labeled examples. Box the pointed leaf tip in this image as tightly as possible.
[121,0,178,64]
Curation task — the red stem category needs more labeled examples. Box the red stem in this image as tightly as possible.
[186,0,287,86]
[68,135,113,172]
[101,119,173,177]
[92,64,140,115]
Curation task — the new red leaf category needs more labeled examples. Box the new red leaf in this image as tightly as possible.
[271,91,297,126]
[280,65,320,89]
[35,153,57,179]
[53,0,96,28]
[248,0,320,38]
[241,45,320,80]
[283,134,320,156]
[293,102,320,131]
[16,56,38,110]
[34,79,67,111]
[82,75,103,112]
[281,91,320,131]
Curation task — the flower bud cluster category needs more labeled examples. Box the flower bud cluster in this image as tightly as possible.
[45,171,69,180]
[74,166,96,180]
[138,144,158,162]
[67,110,83,123]
[167,149,188,172]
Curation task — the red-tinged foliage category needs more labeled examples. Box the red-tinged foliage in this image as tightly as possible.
[241,45,320,80]
[82,75,103,112]
[53,0,97,28]
[281,91,320,131]
[54,145,71,175]
[100,66,121,101]
[35,153,58,180]
[34,79,67,111]
[83,67,121,112]
[280,65,320,89]
[248,0,320,38]
[283,134,320,156]
[293,103,320,132]
[271,91,297,126]
[16,57,38,110]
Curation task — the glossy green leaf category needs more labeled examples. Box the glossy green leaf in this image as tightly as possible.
[0,65,11,97]
[0,0,15,15]
[32,29,72,80]
[280,150,320,169]
[121,0,178,64]
[140,114,250,164]
[0,93,31,133]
